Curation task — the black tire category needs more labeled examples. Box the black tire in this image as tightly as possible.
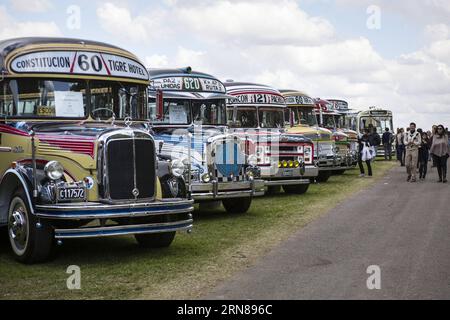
[316,171,331,183]
[134,175,184,248]
[135,232,176,248]
[283,184,310,195]
[334,170,346,175]
[222,197,252,214]
[7,189,53,264]
[266,185,281,195]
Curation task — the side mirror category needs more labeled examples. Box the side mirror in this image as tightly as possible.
[156,89,164,120]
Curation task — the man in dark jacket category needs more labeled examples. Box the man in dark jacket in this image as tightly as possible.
[369,128,381,161]
[382,128,393,160]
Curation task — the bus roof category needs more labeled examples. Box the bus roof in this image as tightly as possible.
[148,68,227,98]
[225,81,285,107]
[358,109,393,117]
[279,90,315,107]
[0,37,149,83]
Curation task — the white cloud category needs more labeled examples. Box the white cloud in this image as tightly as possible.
[9,0,53,13]
[424,24,450,41]
[145,54,169,68]
[175,0,335,45]
[96,3,169,42]
[0,6,62,40]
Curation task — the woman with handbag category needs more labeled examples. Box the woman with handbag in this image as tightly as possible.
[430,125,449,183]
[358,129,373,177]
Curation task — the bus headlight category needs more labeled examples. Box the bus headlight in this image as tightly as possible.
[44,161,64,180]
[201,173,211,183]
[248,154,258,166]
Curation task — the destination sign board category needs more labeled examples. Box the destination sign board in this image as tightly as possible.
[149,76,226,94]
[10,51,149,81]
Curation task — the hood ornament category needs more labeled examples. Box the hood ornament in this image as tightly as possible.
[124,117,133,127]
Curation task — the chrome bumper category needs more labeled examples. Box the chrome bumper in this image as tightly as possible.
[316,155,338,170]
[261,164,318,186]
[190,179,265,200]
[54,219,193,239]
[35,199,194,220]
[35,199,194,239]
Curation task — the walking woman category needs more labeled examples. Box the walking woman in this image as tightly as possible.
[418,132,430,180]
[358,129,373,177]
[430,125,449,183]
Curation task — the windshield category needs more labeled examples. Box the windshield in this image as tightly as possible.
[0,79,147,120]
[334,115,343,129]
[0,79,87,118]
[89,82,147,120]
[360,116,393,134]
[147,98,227,126]
[148,98,191,125]
[234,107,257,128]
[192,99,226,125]
[322,114,337,129]
[259,107,284,129]
[288,107,318,126]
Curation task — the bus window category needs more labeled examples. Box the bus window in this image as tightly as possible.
[148,99,191,125]
[258,108,284,128]
[1,79,87,118]
[192,100,227,125]
[236,107,257,128]
[90,81,146,120]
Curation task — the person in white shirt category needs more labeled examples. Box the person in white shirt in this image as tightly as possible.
[404,122,422,182]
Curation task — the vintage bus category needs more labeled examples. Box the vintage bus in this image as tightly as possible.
[326,99,359,166]
[280,90,339,182]
[356,107,394,157]
[0,38,194,263]
[315,99,356,171]
[225,81,318,195]
[147,68,264,214]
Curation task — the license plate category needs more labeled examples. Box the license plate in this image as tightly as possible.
[282,169,294,177]
[57,187,86,201]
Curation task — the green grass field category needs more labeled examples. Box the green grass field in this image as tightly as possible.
[0,161,396,300]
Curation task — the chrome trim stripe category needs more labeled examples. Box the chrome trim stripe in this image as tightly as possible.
[54,219,193,239]
[264,179,310,186]
[36,199,194,211]
[192,190,254,200]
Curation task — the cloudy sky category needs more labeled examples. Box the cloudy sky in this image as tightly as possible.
[1,0,450,130]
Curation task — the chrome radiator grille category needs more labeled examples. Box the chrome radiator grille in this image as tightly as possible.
[105,138,155,201]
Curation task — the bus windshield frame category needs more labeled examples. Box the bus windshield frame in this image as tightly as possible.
[258,107,285,129]
[360,115,393,134]
[288,106,318,127]
[148,98,228,126]
[0,78,148,121]
[321,113,337,130]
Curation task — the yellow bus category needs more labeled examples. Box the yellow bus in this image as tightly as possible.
[0,37,193,263]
